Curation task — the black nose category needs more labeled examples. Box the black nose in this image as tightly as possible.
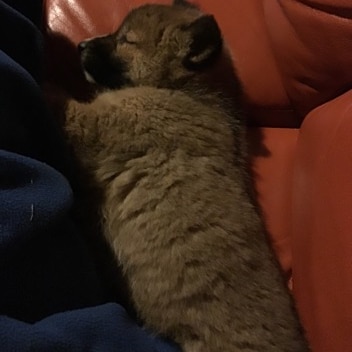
[78,41,87,53]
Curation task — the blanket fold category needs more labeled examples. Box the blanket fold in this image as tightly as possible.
[0,0,179,350]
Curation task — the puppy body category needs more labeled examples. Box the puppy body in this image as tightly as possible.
[64,2,309,351]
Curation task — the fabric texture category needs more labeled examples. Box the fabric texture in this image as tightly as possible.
[0,0,179,350]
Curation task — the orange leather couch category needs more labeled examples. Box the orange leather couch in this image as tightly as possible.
[44,1,352,351]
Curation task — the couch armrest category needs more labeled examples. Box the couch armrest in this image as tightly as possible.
[292,90,352,352]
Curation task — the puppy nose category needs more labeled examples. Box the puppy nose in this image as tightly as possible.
[78,41,87,53]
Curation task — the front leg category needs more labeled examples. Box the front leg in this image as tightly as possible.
[44,84,101,160]
[65,99,95,147]
[64,99,106,164]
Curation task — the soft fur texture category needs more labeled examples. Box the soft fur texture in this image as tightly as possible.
[63,1,310,351]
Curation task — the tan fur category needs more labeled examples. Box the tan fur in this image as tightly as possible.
[63,2,310,351]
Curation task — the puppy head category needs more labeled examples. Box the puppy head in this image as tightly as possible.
[78,0,223,89]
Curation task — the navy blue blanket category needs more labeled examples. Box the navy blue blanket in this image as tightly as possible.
[0,0,179,350]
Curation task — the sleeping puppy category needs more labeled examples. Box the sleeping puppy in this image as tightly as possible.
[63,0,310,351]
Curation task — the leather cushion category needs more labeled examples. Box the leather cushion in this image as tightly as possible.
[292,90,352,352]
[45,0,352,126]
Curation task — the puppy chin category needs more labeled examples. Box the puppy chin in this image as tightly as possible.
[83,71,97,84]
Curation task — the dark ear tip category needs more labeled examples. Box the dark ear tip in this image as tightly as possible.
[187,14,223,44]
[173,0,199,9]
[196,14,220,30]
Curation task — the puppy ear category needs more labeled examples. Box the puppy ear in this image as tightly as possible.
[173,0,195,7]
[182,15,223,70]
